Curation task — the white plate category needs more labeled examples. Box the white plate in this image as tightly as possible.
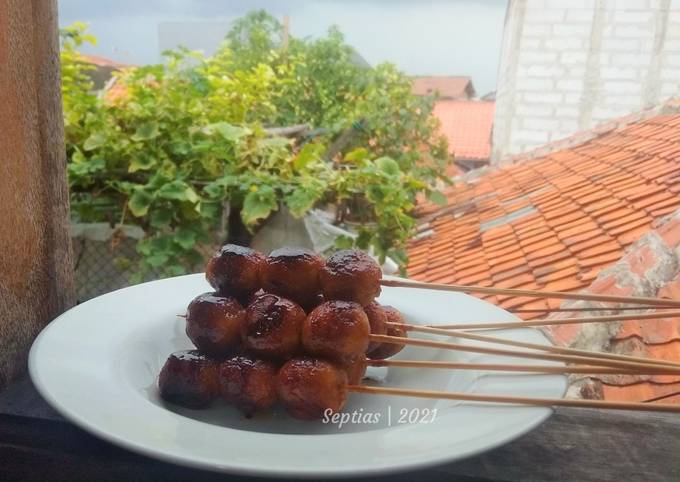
[29,274,566,478]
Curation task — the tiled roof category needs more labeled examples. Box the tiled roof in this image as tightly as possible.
[433,100,494,161]
[82,54,130,69]
[407,105,680,315]
[412,76,475,99]
[547,211,680,404]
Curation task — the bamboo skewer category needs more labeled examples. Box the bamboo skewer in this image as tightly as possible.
[369,334,680,374]
[511,306,660,313]
[430,310,680,330]
[380,278,680,308]
[397,323,680,369]
[367,359,680,375]
[347,385,680,413]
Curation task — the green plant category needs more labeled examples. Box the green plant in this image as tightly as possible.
[62,13,450,278]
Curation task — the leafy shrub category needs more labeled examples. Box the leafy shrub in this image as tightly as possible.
[62,12,450,278]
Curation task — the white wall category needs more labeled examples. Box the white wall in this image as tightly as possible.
[493,0,680,163]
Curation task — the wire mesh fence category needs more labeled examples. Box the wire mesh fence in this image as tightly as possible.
[71,223,215,303]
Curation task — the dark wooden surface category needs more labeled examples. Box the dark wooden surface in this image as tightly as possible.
[0,0,74,388]
[1,377,678,482]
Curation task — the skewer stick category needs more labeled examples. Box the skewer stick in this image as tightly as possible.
[380,278,680,308]
[397,323,680,369]
[369,334,680,374]
[367,359,680,375]
[347,385,680,413]
[430,310,680,330]
[511,306,658,313]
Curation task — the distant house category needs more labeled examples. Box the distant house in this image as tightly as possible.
[412,76,475,100]
[81,55,130,90]
[433,100,495,173]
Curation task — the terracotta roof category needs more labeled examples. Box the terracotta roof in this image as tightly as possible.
[408,104,680,311]
[546,211,680,404]
[412,76,475,99]
[82,54,130,69]
[432,100,494,161]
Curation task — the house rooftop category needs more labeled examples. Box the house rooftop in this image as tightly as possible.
[407,101,680,402]
[412,76,475,99]
[432,100,494,168]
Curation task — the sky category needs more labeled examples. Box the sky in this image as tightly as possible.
[58,0,508,95]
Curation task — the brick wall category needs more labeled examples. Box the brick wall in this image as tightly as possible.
[493,0,680,163]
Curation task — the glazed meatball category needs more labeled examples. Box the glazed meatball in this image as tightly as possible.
[219,355,278,416]
[205,244,264,300]
[320,250,382,305]
[367,305,407,360]
[186,292,245,356]
[261,247,324,309]
[242,293,306,360]
[363,301,388,353]
[302,300,370,361]
[337,355,367,385]
[158,350,220,408]
[277,357,348,420]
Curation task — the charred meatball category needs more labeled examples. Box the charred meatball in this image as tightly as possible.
[320,250,381,305]
[186,292,245,356]
[219,355,278,416]
[363,301,388,353]
[242,293,306,360]
[367,305,407,360]
[277,357,348,420]
[158,350,220,408]
[302,300,370,361]
[261,247,324,309]
[206,244,264,300]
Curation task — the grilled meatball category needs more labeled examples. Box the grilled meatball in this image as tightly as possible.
[277,357,348,420]
[320,250,381,305]
[186,292,245,356]
[206,244,264,300]
[302,300,370,361]
[242,293,306,360]
[367,305,407,360]
[261,247,324,310]
[337,355,367,385]
[219,355,278,416]
[158,350,220,408]
[363,301,388,353]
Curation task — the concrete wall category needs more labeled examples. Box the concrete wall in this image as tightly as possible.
[493,0,680,163]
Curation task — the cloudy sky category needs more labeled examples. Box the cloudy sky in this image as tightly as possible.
[58,0,508,95]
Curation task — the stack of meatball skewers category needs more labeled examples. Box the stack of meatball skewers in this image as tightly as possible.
[159,244,680,419]
[158,244,407,421]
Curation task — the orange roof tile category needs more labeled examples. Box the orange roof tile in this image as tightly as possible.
[432,100,494,161]
[408,106,680,320]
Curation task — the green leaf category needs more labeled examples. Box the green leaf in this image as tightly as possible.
[427,190,448,206]
[146,252,169,268]
[128,155,156,173]
[128,189,153,217]
[158,180,199,203]
[286,186,320,217]
[150,208,173,228]
[83,132,106,151]
[208,122,251,141]
[131,122,159,141]
[375,157,400,176]
[293,143,324,171]
[344,147,369,163]
[174,227,197,249]
[241,186,277,226]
